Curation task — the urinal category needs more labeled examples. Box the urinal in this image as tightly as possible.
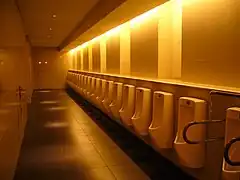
[119,84,136,126]
[88,77,96,103]
[149,91,174,149]
[96,79,107,110]
[76,74,81,95]
[222,107,240,179]
[92,78,102,106]
[86,77,92,100]
[83,76,89,98]
[132,87,152,136]
[109,82,123,121]
[174,97,206,168]
[102,81,114,114]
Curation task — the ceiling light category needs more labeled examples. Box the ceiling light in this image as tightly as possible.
[52,14,57,18]
[38,61,42,64]
[49,27,53,31]
[45,61,48,64]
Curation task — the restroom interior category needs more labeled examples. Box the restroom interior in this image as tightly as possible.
[1,0,240,179]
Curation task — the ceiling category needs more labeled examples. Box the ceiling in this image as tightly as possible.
[16,0,99,47]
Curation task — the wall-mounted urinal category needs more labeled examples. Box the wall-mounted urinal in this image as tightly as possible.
[149,91,174,149]
[132,87,152,136]
[119,84,136,127]
[76,74,81,95]
[96,79,107,110]
[88,77,96,103]
[174,97,206,168]
[102,81,114,114]
[83,76,90,98]
[86,77,92,100]
[222,107,240,179]
[91,78,102,106]
[109,82,123,121]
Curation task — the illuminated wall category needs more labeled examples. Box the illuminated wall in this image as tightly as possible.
[66,0,240,89]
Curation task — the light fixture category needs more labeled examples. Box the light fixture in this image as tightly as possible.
[52,14,57,18]
[38,61,42,64]
[49,27,53,31]
[45,61,48,64]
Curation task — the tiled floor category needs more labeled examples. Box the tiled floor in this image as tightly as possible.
[14,90,194,180]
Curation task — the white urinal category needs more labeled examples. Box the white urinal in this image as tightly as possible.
[76,74,81,95]
[222,107,240,180]
[119,84,136,126]
[91,78,102,106]
[110,82,123,121]
[83,76,90,98]
[149,91,174,149]
[96,79,107,111]
[102,81,114,114]
[174,97,206,168]
[88,77,96,103]
[86,77,92,100]
[132,87,152,136]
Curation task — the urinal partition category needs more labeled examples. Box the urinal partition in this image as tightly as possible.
[222,107,240,178]
[174,97,206,168]
[149,91,174,149]
[109,82,123,121]
[132,87,152,136]
[119,84,136,126]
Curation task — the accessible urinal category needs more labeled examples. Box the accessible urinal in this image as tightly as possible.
[102,81,114,114]
[109,82,123,121]
[222,107,240,179]
[96,79,107,111]
[149,91,174,149]
[174,97,206,168]
[132,87,152,136]
[119,84,136,126]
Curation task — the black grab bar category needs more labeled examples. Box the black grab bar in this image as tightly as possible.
[183,120,225,144]
[224,137,240,166]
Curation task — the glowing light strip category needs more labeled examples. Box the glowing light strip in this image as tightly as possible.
[69,2,165,54]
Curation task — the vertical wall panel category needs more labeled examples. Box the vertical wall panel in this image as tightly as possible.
[92,41,101,72]
[120,23,131,75]
[88,45,93,71]
[100,38,107,73]
[106,34,120,74]
[83,47,89,71]
[182,0,240,88]
[130,15,159,78]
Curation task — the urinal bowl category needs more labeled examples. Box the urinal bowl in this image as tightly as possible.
[119,85,135,127]
[102,81,114,115]
[149,91,174,149]
[174,97,206,168]
[132,87,152,136]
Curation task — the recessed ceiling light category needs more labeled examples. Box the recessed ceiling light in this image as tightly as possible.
[49,27,53,31]
[38,61,42,64]
[52,14,57,18]
[45,61,48,64]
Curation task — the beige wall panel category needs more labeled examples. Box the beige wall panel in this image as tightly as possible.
[83,47,89,71]
[106,34,120,74]
[120,23,131,75]
[130,16,158,79]
[32,47,68,89]
[88,45,93,71]
[100,39,107,73]
[92,42,101,72]
[182,0,240,88]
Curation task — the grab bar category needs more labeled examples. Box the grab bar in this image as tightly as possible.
[224,137,240,166]
[183,119,225,144]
